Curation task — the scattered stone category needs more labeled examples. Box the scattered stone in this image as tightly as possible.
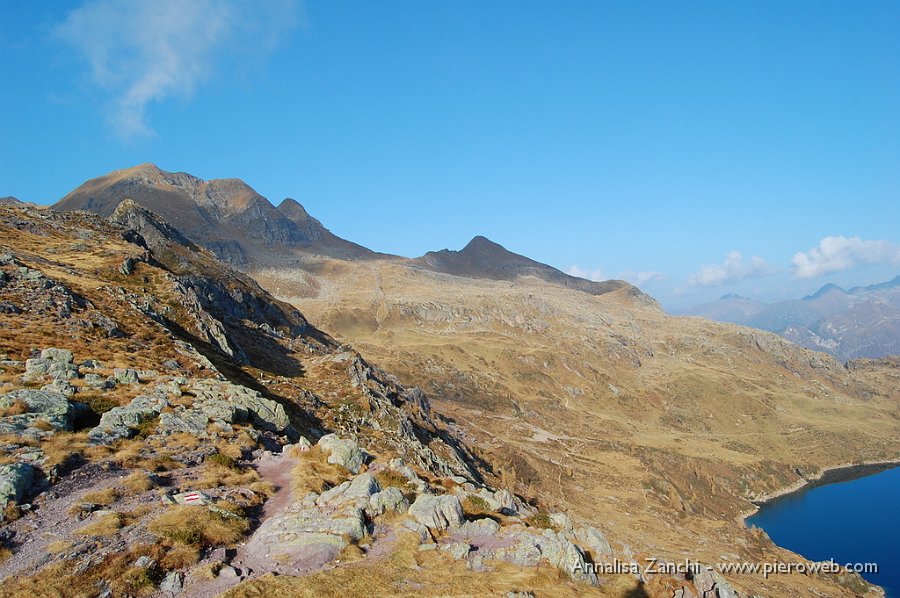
[549,512,574,532]
[42,380,76,398]
[160,571,183,595]
[367,487,409,517]
[172,491,211,505]
[317,434,366,473]
[0,389,76,432]
[133,555,156,569]
[0,462,34,504]
[88,391,167,443]
[408,494,464,531]
[440,541,471,560]
[573,526,613,558]
[113,368,139,384]
[217,564,239,579]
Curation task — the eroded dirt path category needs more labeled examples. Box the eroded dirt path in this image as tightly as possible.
[177,450,299,598]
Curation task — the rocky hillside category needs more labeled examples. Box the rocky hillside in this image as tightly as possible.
[26,164,900,596]
[0,203,698,597]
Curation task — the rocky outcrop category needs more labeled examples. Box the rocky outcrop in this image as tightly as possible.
[24,348,78,382]
[0,389,76,433]
[88,391,168,444]
[441,522,598,586]
[317,434,366,473]
[408,494,464,531]
[0,462,34,504]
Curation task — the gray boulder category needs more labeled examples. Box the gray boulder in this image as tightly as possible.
[113,368,139,384]
[0,389,75,431]
[573,526,612,558]
[42,380,76,398]
[367,487,409,517]
[160,571,183,595]
[0,462,34,504]
[40,348,73,363]
[318,434,366,473]
[88,392,168,443]
[408,494,464,531]
[157,410,209,436]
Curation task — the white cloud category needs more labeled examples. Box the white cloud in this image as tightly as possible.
[791,236,900,279]
[619,270,664,286]
[688,251,773,287]
[566,266,664,287]
[56,0,299,138]
[566,265,607,282]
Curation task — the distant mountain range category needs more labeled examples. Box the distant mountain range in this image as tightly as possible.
[52,163,633,297]
[677,278,900,360]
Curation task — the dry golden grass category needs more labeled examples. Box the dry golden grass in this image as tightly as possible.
[159,544,200,570]
[0,547,11,564]
[31,419,53,432]
[3,502,22,522]
[248,481,276,498]
[77,512,126,536]
[45,540,72,555]
[0,543,167,598]
[291,446,349,495]
[39,432,93,469]
[82,487,120,506]
[373,469,412,491]
[222,533,611,598]
[194,460,260,490]
[0,399,29,417]
[148,504,249,548]
[122,471,156,495]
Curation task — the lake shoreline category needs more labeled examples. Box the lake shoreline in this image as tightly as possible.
[739,458,900,522]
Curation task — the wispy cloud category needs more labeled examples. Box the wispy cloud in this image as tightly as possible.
[566,265,664,287]
[688,251,774,287]
[56,0,299,139]
[791,236,900,279]
[619,270,664,286]
[566,265,607,282]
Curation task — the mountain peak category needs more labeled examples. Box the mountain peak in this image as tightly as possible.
[278,198,313,220]
[804,282,846,300]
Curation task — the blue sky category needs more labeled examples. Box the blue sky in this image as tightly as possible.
[1,1,899,309]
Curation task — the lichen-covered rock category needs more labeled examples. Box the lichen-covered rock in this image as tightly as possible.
[367,487,409,517]
[408,494,464,531]
[472,487,520,515]
[692,567,737,598]
[573,526,612,558]
[42,380,76,398]
[549,512,574,532]
[191,380,288,432]
[0,389,76,432]
[88,392,168,443]
[159,571,183,595]
[0,462,34,504]
[113,368,139,384]
[157,410,209,436]
[318,434,366,473]
[440,541,472,560]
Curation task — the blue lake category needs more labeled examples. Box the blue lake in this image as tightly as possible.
[747,464,900,596]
